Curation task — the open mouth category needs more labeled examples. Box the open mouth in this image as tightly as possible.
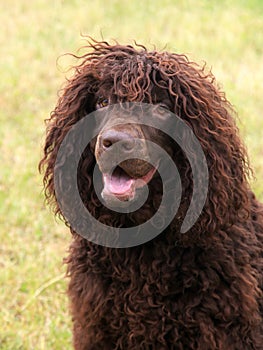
[102,165,156,202]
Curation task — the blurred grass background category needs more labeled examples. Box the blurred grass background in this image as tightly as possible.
[0,0,262,349]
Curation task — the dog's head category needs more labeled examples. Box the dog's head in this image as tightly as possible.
[40,39,250,242]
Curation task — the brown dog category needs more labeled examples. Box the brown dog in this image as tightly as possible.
[40,40,263,349]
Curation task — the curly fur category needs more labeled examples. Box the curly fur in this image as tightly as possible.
[39,39,263,349]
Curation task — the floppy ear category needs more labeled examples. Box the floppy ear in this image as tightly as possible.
[171,71,251,232]
[39,72,98,218]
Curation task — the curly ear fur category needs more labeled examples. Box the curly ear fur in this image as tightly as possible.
[39,39,263,349]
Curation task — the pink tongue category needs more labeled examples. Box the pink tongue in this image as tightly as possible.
[104,168,134,195]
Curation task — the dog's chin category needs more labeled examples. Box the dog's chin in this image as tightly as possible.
[101,166,156,207]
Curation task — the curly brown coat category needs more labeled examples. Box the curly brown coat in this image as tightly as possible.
[39,39,263,349]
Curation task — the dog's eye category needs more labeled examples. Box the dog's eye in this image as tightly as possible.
[96,98,109,109]
[158,103,169,110]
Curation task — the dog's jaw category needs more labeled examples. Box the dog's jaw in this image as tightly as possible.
[101,166,157,203]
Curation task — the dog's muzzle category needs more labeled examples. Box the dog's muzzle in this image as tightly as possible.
[95,127,157,203]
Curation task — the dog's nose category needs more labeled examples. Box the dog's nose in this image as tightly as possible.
[100,130,135,152]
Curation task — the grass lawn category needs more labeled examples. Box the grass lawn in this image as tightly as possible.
[0,0,262,349]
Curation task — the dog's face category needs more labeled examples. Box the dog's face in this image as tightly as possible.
[90,90,174,207]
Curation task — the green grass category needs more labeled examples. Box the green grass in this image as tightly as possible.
[0,0,262,348]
